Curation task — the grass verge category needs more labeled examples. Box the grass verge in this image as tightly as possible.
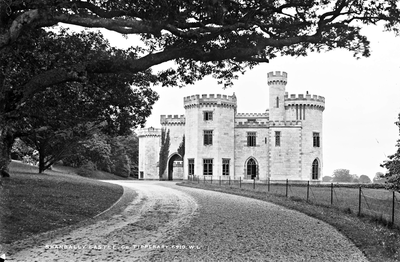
[0,161,124,245]
[179,182,400,262]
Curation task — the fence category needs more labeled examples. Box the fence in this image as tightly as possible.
[187,176,400,228]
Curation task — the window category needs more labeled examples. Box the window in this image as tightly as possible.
[275,131,281,146]
[247,132,256,147]
[204,111,213,121]
[312,159,319,180]
[203,159,213,176]
[276,97,279,108]
[204,130,213,145]
[247,158,257,179]
[188,159,194,176]
[313,132,320,147]
[222,159,230,176]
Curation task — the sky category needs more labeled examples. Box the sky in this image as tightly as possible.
[97,24,400,180]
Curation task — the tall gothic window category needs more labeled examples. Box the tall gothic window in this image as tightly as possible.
[312,159,319,180]
[246,158,257,179]
[247,132,256,147]
[276,97,279,108]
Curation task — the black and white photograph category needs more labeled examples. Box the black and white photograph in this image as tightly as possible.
[1,1,400,261]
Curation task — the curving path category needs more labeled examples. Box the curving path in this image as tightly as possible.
[8,181,368,261]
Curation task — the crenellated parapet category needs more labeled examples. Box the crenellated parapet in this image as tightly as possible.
[235,121,269,128]
[267,71,287,85]
[236,113,269,118]
[284,93,325,110]
[160,115,185,126]
[269,120,302,127]
[183,94,237,109]
[137,127,161,137]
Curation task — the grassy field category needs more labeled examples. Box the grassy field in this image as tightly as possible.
[0,161,124,245]
[195,178,400,227]
[181,181,400,262]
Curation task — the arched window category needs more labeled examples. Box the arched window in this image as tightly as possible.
[312,159,319,180]
[246,158,258,179]
[276,97,279,108]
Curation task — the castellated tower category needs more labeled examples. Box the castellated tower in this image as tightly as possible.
[267,71,325,180]
[285,91,325,180]
[137,127,161,179]
[268,71,287,121]
[184,94,237,178]
[160,115,185,180]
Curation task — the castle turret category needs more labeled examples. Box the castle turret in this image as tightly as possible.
[284,92,325,180]
[137,127,161,179]
[184,94,237,179]
[268,71,287,121]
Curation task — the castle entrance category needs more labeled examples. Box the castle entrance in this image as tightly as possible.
[246,158,258,180]
[167,154,183,180]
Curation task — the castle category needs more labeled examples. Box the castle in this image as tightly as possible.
[137,71,325,181]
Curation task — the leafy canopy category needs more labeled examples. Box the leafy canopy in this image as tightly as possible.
[2,0,400,89]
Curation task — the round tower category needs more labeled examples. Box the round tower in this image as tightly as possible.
[268,71,287,122]
[284,93,325,180]
[137,127,161,180]
[183,94,237,179]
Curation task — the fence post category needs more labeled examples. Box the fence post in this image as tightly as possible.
[285,179,288,197]
[331,183,333,205]
[253,178,255,189]
[392,191,395,226]
[198,175,200,184]
[307,181,309,202]
[268,178,270,192]
[204,176,205,184]
[358,186,362,216]
[239,177,241,188]
[229,176,231,186]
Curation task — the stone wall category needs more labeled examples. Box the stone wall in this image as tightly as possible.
[234,127,269,180]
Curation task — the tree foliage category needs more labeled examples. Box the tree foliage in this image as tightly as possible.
[158,128,170,179]
[381,113,400,191]
[2,1,400,176]
[177,135,185,160]
[0,28,158,174]
[332,169,353,183]
[359,175,372,183]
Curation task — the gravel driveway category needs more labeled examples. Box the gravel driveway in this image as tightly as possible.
[8,181,368,261]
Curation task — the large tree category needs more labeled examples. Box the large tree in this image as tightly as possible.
[2,0,400,176]
[0,28,158,175]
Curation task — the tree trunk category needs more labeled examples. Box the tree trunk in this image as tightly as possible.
[0,128,14,177]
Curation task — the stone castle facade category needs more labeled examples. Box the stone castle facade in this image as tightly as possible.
[137,71,325,181]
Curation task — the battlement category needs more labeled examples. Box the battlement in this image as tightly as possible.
[267,71,288,78]
[235,120,302,128]
[160,115,185,125]
[136,127,161,137]
[284,93,325,103]
[183,94,237,108]
[269,120,302,127]
[267,71,287,85]
[284,93,325,110]
[236,113,269,118]
[235,121,269,128]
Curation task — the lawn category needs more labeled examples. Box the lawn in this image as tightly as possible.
[181,181,400,262]
[0,161,124,245]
